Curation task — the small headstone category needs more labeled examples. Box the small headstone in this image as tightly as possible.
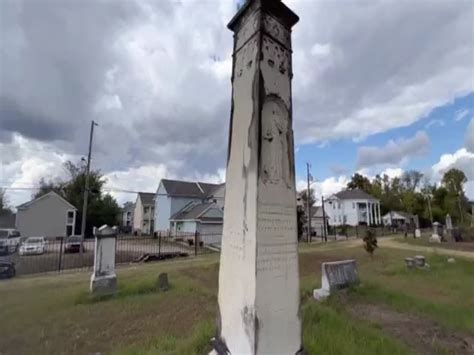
[313,260,359,301]
[447,257,456,263]
[90,225,118,296]
[414,215,421,238]
[414,255,425,268]
[157,273,169,291]
[405,257,415,269]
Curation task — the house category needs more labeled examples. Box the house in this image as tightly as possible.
[133,193,155,235]
[120,202,135,233]
[169,202,223,245]
[323,189,381,226]
[15,191,77,238]
[311,206,329,236]
[382,211,414,227]
[154,179,225,232]
[0,214,16,229]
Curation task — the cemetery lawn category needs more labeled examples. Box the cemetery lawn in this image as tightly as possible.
[1,242,473,355]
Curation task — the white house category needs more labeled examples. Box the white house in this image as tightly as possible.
[169,202,223,245]
[16,191,77,238]
[154,179,224,232]
[323,189,381,226]
[133,192,155,235]
[311,206,329,236]
[382,211,414,227]
[120,202,135,232]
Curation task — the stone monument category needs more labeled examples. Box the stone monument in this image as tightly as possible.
[90,224,118,296]
[212,1,303,354]
[414,214,421,238]
[445,214,453,238]
[313,260,359,301]
[429,222,442,243]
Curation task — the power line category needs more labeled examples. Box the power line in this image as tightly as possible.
[1,185,141,194]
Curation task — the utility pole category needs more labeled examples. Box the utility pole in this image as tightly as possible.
[306,162,312,243]
[450,180,464,226]
[321,195,327,242]
[81,120,98,241]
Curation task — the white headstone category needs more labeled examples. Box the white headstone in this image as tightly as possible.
[313,260,359,301]
[213,1,303,354]
[430,222,442,243]
[414,215,421,238]
[90,225,117,296]
[445,214,453,230]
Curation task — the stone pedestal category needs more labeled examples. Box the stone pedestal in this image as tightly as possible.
[405,257,415,269]
[213,1,302,354]
[90,225,117,296]
[430,222,442,243]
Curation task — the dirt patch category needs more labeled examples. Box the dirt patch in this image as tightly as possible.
[299,252,352,278]
[339,294,474,354]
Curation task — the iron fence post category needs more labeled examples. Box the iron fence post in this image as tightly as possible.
[194,231,198,256]
[57,237,64,272]
[158,231,162,257]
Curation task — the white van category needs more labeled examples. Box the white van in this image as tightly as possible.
[0,229,21,254]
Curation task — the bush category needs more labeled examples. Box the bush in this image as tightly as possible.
[459,226,474,241]
[363,228,378,257]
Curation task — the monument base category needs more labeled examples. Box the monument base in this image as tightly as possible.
[90,274,117,296]
[429,234,441,243]
[415,229,421,238]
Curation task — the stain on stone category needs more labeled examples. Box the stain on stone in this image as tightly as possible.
[247,60,253,69]
[268,59,274,67]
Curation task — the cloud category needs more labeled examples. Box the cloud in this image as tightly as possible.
[455,108,469,121]
[356,131,430,169]
[1,0,473,206]
[329,164,348,175]
[424,119,445,129]
[432,148,474,181]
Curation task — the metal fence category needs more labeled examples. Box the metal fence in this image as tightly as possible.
[1,226,407,277]
[0,231,221,277]
[305,225,401,243]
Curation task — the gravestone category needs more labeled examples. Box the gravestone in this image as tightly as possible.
[445,214,453,238]
[90,225,118,296]
[313,260,359,301]
[414,255,425,267]
[157,272,169,291]
[429,222,442,243]
[212,1,303,354]
[405,257,415,269]
[414,215,421,238]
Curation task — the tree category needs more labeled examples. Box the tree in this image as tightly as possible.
[442,168,467,195]
[401,170,423,192]
[299,188,316,211]
[347,173,372,192]
[0,189,13,216]
[296,206,305,241]
[34,161,120,237]
[441,168,469,224]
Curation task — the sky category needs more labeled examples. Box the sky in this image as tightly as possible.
[0,0,473,209]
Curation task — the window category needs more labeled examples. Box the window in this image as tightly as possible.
[144,207,149,214]
[352,203,355,209]
[333,204,335,210]
[343,215,347,223]
[338,216,341,223]
[338,203,341,209]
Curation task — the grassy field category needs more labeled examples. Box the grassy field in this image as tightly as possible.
[1,240,473,355]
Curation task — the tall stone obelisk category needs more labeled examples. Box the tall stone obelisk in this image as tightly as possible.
[213,1,302,354]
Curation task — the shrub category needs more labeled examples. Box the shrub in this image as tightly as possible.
[459,226,474,241]
[363,228,378,257]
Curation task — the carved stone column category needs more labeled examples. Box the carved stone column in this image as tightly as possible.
[212,1,302,354]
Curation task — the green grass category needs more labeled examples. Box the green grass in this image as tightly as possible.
[302,300,411,355]
[1,242,473,354]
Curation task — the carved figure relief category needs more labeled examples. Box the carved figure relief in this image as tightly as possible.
[261,97,291,189]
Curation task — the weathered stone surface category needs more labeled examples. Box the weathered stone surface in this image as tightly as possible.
[90,224,117,296]
[313,260,359,301]
[447,257,456,263]
[214,1,302,354]
[405,257,415,269]
[414,255,425,267]
[157,273,169,291]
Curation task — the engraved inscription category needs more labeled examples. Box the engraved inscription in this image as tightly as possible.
[256,243,297,277]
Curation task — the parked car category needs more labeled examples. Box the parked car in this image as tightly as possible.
[19,237,46,256]
[64,236,85,253]
[0,229,21,255]
[0,261,15,279]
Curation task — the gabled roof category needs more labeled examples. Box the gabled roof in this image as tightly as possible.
[138,192,155,206]
[383,211,414,220]
[334,189,378,201]
[160,179,223,199]
[17,191,77,210]
[170,202,223,222]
